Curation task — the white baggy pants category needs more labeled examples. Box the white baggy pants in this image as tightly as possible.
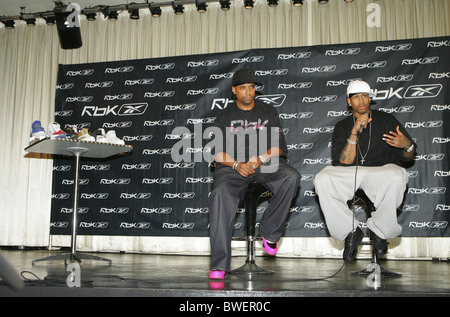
[313,164,407,241]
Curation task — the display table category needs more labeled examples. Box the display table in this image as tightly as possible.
[25,138,133,265]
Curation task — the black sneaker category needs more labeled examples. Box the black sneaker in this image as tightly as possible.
[370,231,388,255]
[343,227,363,262]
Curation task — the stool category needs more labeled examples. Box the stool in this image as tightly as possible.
[230,182,274,277]
[349,189,401,278]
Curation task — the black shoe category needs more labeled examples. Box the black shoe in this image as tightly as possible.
[370,231,388,255]
[343,227,364,262]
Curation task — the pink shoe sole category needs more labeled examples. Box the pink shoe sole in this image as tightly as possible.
[209,270,226,279]
[263,239,278,255]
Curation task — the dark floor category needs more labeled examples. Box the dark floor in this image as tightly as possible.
[0,248,449,299]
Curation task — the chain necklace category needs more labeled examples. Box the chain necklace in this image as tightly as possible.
[353,112,372,165]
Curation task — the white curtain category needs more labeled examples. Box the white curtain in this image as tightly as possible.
[1,0,449,259]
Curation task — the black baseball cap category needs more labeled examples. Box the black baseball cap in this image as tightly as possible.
[232,69,263,87]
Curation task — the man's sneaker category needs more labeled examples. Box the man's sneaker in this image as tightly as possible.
[78,128,95,142]
[47,123,66,139]
[208,270,226,279]
[343,227,364,262]
[370,230,388,255]
[105,130,125,145]
[64,125,78,140]
[30,120,46,143]
[94,129,107,143]
[263,238,278,256]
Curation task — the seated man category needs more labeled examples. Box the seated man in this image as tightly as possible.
[313,80,416,261]
[208,69,301,279]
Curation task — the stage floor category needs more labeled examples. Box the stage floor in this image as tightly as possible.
[0,248,449,298]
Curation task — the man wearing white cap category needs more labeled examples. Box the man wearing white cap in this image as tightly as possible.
[313,80,416,261]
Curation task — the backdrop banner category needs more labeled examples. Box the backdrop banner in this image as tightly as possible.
[50,36,449,238]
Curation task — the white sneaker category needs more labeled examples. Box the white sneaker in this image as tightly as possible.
[47,122,66,139]
[105,130,125,145]
[94,128,108,143]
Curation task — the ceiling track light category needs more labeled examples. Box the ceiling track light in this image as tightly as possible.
[129,8,140,19]
[318,0,329,4]
[84,11,97,21]
[2,20,15,29]
[244,0,254,9]
[43,15,56,25]
[292,0,303,6]
[219,0,231,11]
[149,5,162,17]
[267,0,278,7]
[196,1,208,13]
[344,0,354,2]
[172,2,185,15]
[102,7,118,20]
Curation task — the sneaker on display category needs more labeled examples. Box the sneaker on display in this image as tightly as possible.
[64,125,79,140]
[47,122,66,139]
[78,128,95,142]
[105,130,125,145]
[94,128,108,143]
[29,120,47,143]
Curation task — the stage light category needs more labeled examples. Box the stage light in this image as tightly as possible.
[244,0,254,9]
[292,0,303,6]
[107,10,119,20]
[172,3,184,15]
[25,18,36,26]
[102,7,118,20]
[2,20,15,29]
[150,5,162,17]
[84,12,97,21]
[129,8,140,20]
[196,1,208,13]
[219,0,231,11]
[43,15,56,25]
[1,20,14,29]
[267,0,278,7]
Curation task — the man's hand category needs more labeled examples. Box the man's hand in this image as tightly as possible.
[382,126,411,149]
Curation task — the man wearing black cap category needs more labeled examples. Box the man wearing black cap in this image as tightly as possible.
[208,69,300,279]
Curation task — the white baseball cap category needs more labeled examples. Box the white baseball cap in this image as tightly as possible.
[347,80,375,97]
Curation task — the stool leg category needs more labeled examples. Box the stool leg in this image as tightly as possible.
[351,245,401,277]
[231,184,274,277]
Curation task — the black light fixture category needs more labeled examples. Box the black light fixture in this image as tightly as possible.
[267,0,278,7]
[108,10,119,20]
[102,7,118,20]
[25,18,36,26]
[318,0,329,4]
[219,0,231,11]
[172,2,184,15]
[42,15,56,25]
[84,11,97,21]
[196,1,208,13]
[129,8,140,19]
[1,20,15,29]
[150,5,162,17]
[244,0,254,9]
[292,0,303,6]
[344,0,354,2]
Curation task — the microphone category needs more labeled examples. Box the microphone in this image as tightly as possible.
[359,121,366,133]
